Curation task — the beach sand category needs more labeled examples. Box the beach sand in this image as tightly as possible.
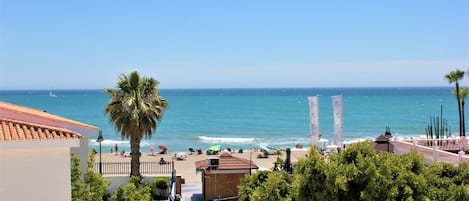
[96,149,310,183]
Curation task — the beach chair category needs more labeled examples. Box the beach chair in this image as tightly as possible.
[188,148,195,155]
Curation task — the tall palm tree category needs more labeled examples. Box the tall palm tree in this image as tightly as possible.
[460,87,468,137]
[445,70,465,136]
[105,71,169,176]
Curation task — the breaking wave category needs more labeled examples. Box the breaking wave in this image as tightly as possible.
[197,136,262,143]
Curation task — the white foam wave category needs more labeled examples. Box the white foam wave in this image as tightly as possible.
[88,139,129,146]
[88,139,155,148]
[197,136,262,143]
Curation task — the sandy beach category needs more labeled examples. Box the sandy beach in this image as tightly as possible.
[96,149,310,183]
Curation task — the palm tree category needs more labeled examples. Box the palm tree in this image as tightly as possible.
[445,70,465,136]
[460,87,468,137]
[105,71,169,176]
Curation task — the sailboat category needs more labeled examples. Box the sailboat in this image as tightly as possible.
[49,91,57,98]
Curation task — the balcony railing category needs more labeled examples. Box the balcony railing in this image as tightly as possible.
[94,161,173,176]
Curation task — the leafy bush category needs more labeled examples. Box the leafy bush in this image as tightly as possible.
[151,177,170,200]
[71,153,110,201]
[110,176,152,201]
[153,176,169,189]
[238,142,469,201]
[239,171,293,201]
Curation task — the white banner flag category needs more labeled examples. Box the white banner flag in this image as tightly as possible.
[308,96,319,146]
[332,95,343,147]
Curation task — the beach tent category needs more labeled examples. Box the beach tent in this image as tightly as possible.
[258,143,270,152]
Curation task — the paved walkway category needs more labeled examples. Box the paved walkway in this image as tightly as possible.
[180,183,203,201]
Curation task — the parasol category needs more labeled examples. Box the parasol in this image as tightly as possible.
[148,146,156,155]
[208,145,221,151]
[158,145,168,151]
[258,143,270,152]
[176,152,187,160]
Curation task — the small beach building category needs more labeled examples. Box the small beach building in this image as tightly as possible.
[0,101,99,201]
[195,153,258,201]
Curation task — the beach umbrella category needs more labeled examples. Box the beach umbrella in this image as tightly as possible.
[148,146,156,155]
[258,143,269,148]
[258,143,270,153]
[158,145,168,151]
[208,145,221,151]
[176,152,187,160]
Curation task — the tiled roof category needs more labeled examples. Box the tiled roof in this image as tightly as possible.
[0,101,98,131]
[195,153,258,171]
[0,118,81,142]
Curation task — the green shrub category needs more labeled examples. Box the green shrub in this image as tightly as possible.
[154,177,169,189]
[110,176,151,201]
[151,177,170,200]
[71,153,110,201]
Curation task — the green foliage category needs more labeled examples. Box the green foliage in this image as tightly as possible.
[292,146,330,201]
[239,142,469,201]
[104,70,169,176]
[293,142,468,201]
[251,171,293,201]
[153,176,169,189]
[425,162,469,200]
[238,171,270,201]
[150,177,170,200]
[110,176,152,201]
[71,156,87,201]
[238,171,293,201]
[71,153,110,201]
[274,150,284,163]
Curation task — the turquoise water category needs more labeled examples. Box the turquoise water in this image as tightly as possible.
[0,87,460,152]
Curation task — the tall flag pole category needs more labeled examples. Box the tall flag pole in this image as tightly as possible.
[332,95,343,147]
[308,96,319,146]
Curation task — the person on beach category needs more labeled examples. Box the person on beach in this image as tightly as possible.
[115,144,119,153]
[159,157,167,164]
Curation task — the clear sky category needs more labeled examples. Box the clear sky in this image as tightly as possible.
[1,0,468,89]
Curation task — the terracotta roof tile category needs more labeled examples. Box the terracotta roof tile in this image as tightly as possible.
[0,101,98,131]
[0,118,81,143]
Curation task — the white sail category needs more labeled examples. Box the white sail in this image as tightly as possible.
[49,91,57,98]
[308,96,319,146]
[332,95,343,147]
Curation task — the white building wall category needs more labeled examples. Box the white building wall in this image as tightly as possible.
[71,137,91,175]
[0,147,72,201]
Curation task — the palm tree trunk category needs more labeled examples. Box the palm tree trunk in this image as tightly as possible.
[130,137,141,177]
[462,100,466,137]
[456,82,463,136]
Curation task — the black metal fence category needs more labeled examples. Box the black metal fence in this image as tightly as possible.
[94,161,173,176]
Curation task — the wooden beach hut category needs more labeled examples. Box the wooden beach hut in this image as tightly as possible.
[195,153,258,201]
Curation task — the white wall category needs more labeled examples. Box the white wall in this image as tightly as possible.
[71,137,90,176]
[0,147,72,201]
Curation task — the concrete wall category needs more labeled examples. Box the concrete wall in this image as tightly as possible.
[393,140,469,164]
[71,137,90,176]
[203,172,246,200]
[0,147,72,201]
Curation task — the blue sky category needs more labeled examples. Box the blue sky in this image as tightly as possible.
[1,0,468,89]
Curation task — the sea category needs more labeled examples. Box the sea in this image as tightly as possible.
[0,87,461,153]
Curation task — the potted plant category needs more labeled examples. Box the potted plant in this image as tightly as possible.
[151,177,169,200]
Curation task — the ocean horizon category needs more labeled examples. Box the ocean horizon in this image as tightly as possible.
[0,87,461,153]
